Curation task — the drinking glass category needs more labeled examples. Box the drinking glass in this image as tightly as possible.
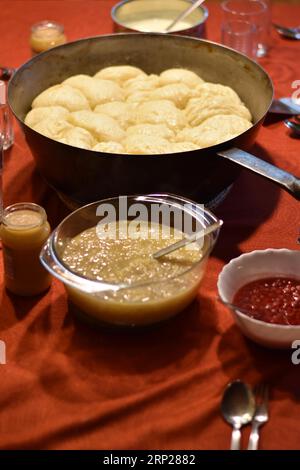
[0,81,14,150]
[221,20,256,58]
[221,0,271,58]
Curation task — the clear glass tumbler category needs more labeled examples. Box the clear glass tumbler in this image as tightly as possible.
[221,19,256,58]
[0,81,14,150]
[221,0,271,58]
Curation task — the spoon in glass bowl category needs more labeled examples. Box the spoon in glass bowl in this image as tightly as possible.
[152,220,223,259]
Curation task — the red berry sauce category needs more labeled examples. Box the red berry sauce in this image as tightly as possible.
[233,277,300,325]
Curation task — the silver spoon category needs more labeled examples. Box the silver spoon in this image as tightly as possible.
[221,380,255,450]
[269,97,300,116]
[273,23,300,40]
[284,119,300,136]
[165,0,206,33]
[152,219,223,259]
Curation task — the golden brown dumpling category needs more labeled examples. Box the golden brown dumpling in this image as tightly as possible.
[69,110,125,142]
[94,65,146,84]
[32,84,90,111]
[134,100,186,131]
[25,106,69,128]
[63,75,124,107]
[159,68,204,88]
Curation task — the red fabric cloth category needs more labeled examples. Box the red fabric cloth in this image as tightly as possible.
[0,0,300,450]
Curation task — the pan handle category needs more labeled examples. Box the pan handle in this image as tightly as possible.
[217,147,300,200]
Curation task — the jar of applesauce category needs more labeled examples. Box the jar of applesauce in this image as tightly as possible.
[1,203,51,296]
[30,20,66,54]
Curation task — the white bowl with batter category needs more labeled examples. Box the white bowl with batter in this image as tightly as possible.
[111,0,209,37]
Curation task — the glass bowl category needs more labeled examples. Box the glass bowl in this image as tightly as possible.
[111,0,208,37]
[217,249,300,349]
[40,194,221,326]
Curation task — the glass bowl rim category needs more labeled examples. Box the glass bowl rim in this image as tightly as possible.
[42,193,221,293]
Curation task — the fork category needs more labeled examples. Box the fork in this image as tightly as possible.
[247,384,269,450]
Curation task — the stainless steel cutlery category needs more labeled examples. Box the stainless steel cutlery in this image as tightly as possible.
[222,381,269,450]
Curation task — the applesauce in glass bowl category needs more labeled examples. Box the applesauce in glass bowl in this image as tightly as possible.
[40,194,221,326]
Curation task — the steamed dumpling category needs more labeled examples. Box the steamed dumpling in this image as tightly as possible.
[26,65,253,156]
[148,83,192,109]
[63,75,124,107]
[185,95,252,126]
[25,106,69,128]
[193,83,244,106]
[159,68,204,88]
[93,141,124,153]
[126,123,175,140]
[94,101,134,129]
[33,117,73,140]
[134,100,186,131]
[69,110,125,142]
[177,114,252,148]
[126,90,152,105]
[59,127,96,149]
[171,142,199,152]
[32,84,90,111]
[123,74,160,97]
[124,134,173,155]
[94,65,146,84]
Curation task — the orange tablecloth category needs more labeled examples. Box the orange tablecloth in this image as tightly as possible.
[1,0,300,450]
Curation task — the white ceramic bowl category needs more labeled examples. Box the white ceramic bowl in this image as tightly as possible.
[217,249,300,349]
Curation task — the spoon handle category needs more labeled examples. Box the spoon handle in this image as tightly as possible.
[152,220,223,259]
[231,427,241,451]
[165,0,205,32]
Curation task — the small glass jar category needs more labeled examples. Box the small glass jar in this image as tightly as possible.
[1,203,51,296]
[30,20,66,54]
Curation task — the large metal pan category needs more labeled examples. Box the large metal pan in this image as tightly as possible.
[8,33,300,206]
